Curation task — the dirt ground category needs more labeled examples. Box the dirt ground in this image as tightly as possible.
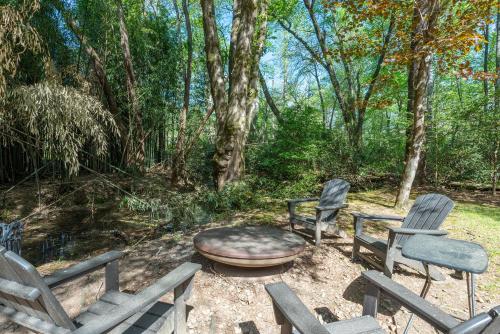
[1,188,498,334]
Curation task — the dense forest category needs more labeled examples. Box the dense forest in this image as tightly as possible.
[1,0,498,209]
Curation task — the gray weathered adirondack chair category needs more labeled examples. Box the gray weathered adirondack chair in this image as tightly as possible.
[351,193,454,280]
[266,270,500,334]
[0,246,201,333]
[288,179,350,246]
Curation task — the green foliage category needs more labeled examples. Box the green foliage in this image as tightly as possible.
[204,181,256,212]
[2,81,118,174]
[250,106,324,180]
[120,191,209,230]
[269,0,299,21]
[0,0,42,97]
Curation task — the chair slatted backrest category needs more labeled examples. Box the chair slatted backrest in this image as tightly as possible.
[318,179,350,222]
[397,194,454,246]
[0,247,75,331]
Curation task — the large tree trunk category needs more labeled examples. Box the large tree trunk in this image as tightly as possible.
[116,0,145,170]
[241,1,269,159]
[395,0,440,209]
[201,0,266,190]
[172,0,193,185]
[200,0,228,126]
[215,0,257,189]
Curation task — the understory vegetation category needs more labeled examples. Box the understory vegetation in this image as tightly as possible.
[0,0,498,242]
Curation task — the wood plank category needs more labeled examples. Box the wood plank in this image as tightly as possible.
[0,305,70,334]
[173,284,186,334]
[323,316,384,334]
[0,248,40,318]
[105,259,120,292]
[362,285,380,317]
[71,262,200,334]
[362,270,459,332]
[0,249,54,323]
[4,251,75,329]
[76,300,173,333]
[265,282,330,334]
[0,277,41,301]
[44,251,124,288]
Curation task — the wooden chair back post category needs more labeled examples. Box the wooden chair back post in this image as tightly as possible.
[173,276,195,334]
[0,247,75,330]
[318,179,350,222]
[398,193,454,245]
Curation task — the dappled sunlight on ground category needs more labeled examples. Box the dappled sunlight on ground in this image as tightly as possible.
[0,187,498,333]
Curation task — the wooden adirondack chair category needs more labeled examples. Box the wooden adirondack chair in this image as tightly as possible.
[266,270,500,334]
[287,179,350,246]
[0,246,201,334]
[351,193,454,280]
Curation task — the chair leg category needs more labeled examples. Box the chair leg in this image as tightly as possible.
[467,273,476,318]
[174,278,193,334]
[315,224,322,246]
[384,250,396,278]
[352,239,360,261]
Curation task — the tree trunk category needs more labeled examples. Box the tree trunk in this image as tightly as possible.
[116,0,145,170]
[259,69,283,123]
[157,122,165,163]
[493,8,500,195]
[242,0,269,155]
[483,20,490,116]
[172,0,193,186]
[200,0,228,126]
[313,62,326,128]
[201,0,266,190]
[215,0,257,189]
[395,0,440,209]
[282,2,394,165]
[55,2,121,129]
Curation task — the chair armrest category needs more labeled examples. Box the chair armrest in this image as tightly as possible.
[362,270,460,332]
[71,262,201,334]
[265,283,330,334]
[44,251,124,288]
[449,312,493,334]
[287,198,319,204]
[0,277,40,301]
[352,212,403,236]
[388,227,448,236]
[351,212,405,222]
[315,204,348,211]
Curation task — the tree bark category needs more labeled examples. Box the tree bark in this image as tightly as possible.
[172,0,193,185]
[116,0,145,170]
[242,0,269,154]
[483,20,490,115]
[493,8,500,195]
[259,69,283,123]
[201,0,266,190]
[313,62,326,128]
[200,0,228,126]
[395,0,440,209]
[216,0,257,189]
